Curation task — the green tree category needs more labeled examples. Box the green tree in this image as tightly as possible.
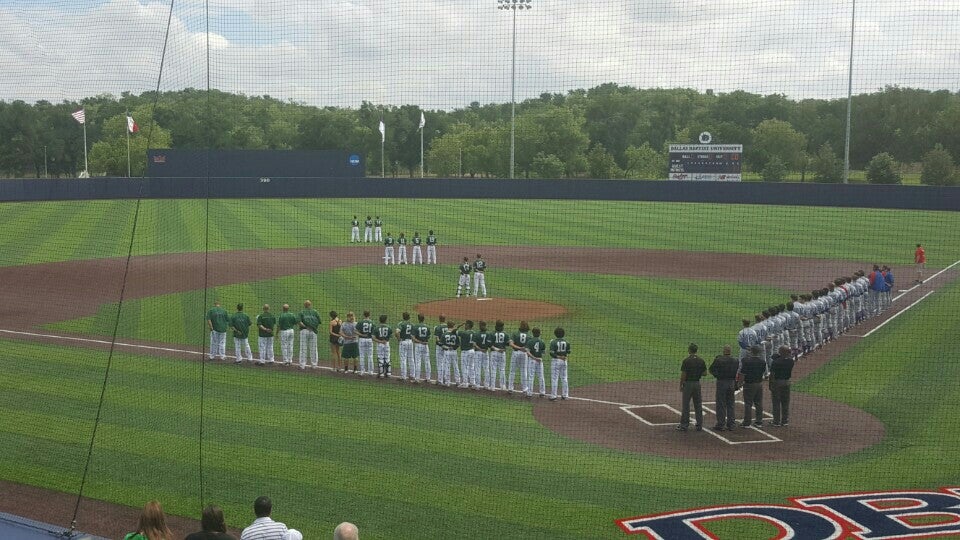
[866,152,901,184]
[516,104,589,177]
[623,143,666,179]
[812,143,843,183]
[531,153,565,178]
[750,119,807,171]
[921,144,956,186]
[586,143,622,179]
[761,156,787,182]
[88,109,172,176]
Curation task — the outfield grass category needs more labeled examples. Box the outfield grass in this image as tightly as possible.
[1,199,959,267]
[1,278,959,538]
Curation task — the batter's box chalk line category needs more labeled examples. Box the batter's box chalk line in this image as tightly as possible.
[620,403,781,445]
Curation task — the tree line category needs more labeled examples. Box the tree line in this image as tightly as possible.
[0,84,957,184]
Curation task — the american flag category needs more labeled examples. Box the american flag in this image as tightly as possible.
[71,109,85,124]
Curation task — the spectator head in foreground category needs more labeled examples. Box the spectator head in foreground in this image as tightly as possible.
[333,522,359,540]
[201,505,227,533]
[127,500,172,540]
[254,496,272,518]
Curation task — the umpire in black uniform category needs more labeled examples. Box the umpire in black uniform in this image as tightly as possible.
[769,345,795,426]
[740,345,767,427]
[709,345,739,431]
[677,343,707,432]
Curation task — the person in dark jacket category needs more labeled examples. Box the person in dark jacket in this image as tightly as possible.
[709,345,739,430]
[677,343,707,432]
[739,345,767,427]
[769,345,795,427]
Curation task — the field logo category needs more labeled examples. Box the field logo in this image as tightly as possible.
[616,487,960,539]
[348,154,361,166]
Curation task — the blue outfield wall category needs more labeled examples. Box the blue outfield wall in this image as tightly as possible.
[0,177,959,210]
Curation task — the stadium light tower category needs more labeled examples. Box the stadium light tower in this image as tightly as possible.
[497,0,533,179]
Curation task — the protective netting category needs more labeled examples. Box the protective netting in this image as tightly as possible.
[1,2,960,539]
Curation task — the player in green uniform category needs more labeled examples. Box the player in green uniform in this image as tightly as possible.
[508,321,530,394]
[277,304,298,365]
[364,216,374,242]
[475,321,494,390]
[373,314,393,378]
[426,230,438,264]
[395,312,415,381]
[298,300,321,369]
[489,320,510,391]
[256,304,277,365]
[441,322,462,387]
[383,233,395,265]
[525,328,547,398]
[206,301,230,360]
[357,310,375,376]
[548,327,571,401]
[458,321,477,388]
[412,313,432,382]
[411,232,424,265]
[374,216,383,242]
[350,216,360,242]
[397,233,408,264]
[230,303,254,364]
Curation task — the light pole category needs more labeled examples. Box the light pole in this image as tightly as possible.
[497,0,532,179]
[43,145,48,178]
[843,0,856,184]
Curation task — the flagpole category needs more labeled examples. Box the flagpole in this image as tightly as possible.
[420,126,424,178]
[126,114,132,178]
[82,122,89,176]
[381,140,385,178]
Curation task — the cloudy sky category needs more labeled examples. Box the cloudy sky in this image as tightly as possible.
[1,0,958,109]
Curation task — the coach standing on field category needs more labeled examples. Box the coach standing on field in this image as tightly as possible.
[298,300,321,369]
[709,345,738,431]
[677,343,706,432]
[769,345,794,427]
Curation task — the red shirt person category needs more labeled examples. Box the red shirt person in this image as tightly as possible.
[915,244,926,283]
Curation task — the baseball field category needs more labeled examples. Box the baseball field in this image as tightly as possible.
[1,197,959,539]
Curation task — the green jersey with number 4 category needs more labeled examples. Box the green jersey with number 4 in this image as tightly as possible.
[527,337,545,359]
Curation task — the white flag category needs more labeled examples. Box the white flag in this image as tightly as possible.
[71,109,86,124]
[419,111,426,130]
[378,120,385,142]
[126,115,139,134]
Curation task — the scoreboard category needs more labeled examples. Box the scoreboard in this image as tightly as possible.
[668,144,743,181]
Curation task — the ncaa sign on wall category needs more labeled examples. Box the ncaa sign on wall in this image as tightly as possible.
[616,486,960,538]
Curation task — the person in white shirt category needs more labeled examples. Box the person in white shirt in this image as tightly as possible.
[240,496,288,540]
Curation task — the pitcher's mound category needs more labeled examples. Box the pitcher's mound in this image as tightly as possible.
[415,298,567,322]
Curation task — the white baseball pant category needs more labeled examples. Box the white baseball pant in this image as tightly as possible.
[460,350,473,386]
[376,342,391,376]
[299,329,318,368]
[412,246,422,264]
[258,336,275,363]
[374,227,382,241]
[209,330,226,359]
[489,350,506,390]
[351,226,360,242]
[364,227,372,242]
[384,246,395,265]
[398,246,408,264]
[527,359,546,396]
[508,350,527,392]
[414,343,430,380]
[550,359,569,399]
[444,349,459,385]
[233,337,253,363]
[457,274,470,297]
[279,329,295,363]
[359,338,374,374]
[473,272,486,297]
[399,339,413,379]
[426,245,437,264]
[476,351,489,387]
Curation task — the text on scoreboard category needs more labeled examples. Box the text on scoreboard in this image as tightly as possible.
[668,144,743,181]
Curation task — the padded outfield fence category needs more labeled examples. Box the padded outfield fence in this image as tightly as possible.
[2,1,960,539]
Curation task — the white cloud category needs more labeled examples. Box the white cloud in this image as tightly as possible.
[0,0,957,108]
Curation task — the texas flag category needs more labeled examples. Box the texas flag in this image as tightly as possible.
[126,115,139,134]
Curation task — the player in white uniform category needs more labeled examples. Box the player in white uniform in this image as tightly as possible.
[490,321,510,391]
[473,254,487,298]
[374,216,383,242]
[357,310,375,376]
[397,233,408,264]
[737,319,759,361]
[411,232,423,265]
[456,257,472,297]
[350,216,360,242]
[441,323,461,387]
[412,313,432,382]
[383,233,395,265]
[395,312,415,382]
[426,230,438,264]
[373,314,392,378]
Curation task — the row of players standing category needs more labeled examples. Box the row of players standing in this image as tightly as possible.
[349,215,440,265]
[736,267,897,366]
[206,301,572,400]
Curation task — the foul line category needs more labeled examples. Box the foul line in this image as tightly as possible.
[893,258,960,301]
[858,291,935,338]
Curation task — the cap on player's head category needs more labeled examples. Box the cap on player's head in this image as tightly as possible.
[367,216,371,219]
[429,230,434,234]
[353,215,357,219]
[379,314,387,323]
[761,310,770,318]
[742,319,751,327]
[532,327,541,337]
[750,345,762,355]
[555,327,565,338]
[417,313,425,322]
[237,303,244,311]
[787,301,795,311]
[755,314,762,323]
[402,312,410,320]
[790,294,799,301]
[519,321,529,332]
[778,304,786,311]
